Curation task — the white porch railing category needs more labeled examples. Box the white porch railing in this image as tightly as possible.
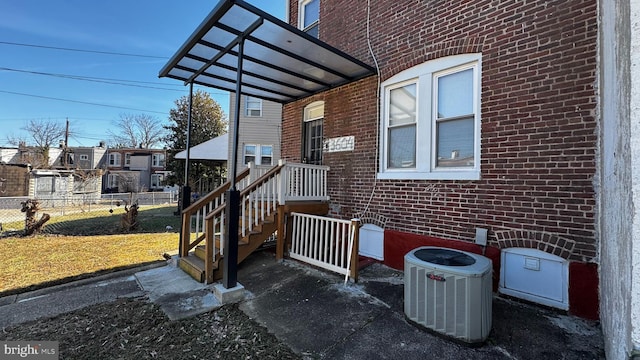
[239,163,282,238]
[181,160,331,283]
[281,163,330,202]
[183,161,329,252]
[289,212,360,283]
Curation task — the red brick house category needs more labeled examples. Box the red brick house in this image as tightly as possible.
[281,0,598,318]
[161,0,600,320]
[161,0,637,355]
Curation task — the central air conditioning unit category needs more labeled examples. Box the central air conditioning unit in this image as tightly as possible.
[404,246,493,344]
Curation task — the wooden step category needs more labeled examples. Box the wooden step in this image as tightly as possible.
[194,245,207,260]
[178,255,205,283]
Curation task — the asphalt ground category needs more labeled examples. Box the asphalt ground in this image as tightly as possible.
[0,251,605,359]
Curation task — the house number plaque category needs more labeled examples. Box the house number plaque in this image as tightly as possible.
[323,136,355,153]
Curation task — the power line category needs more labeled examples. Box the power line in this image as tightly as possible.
[0,116,113,121]
[0,67,185,92]
[0,41,168,59]
[0,67,184,87]
[0,67,231,95]
[0,90,168,115]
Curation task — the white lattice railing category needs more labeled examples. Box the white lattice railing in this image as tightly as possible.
[289,212,360,283]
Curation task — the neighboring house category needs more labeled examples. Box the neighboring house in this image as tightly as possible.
[0,147,20,164]
[228,94,282,173]
[103,148,169,193]
[281,0,599,318]
[0,164,102,205]
[174,94,282,191]
[67,142,108,170]
[0,144,105,202]
[1,142,107,171]
[2,144,63,168]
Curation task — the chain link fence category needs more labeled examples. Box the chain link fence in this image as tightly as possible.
[0,191,179,234]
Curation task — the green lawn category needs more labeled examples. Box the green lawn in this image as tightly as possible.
[0,205,181,295]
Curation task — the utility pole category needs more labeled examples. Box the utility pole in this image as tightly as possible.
[62,118,70,167]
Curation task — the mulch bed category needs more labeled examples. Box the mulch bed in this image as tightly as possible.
[0,297,300,360]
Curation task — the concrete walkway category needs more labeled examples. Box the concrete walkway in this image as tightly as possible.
[0,251,605,359]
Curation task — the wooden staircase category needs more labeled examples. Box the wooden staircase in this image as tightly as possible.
[177,161,330,283]
[178,211,279,283]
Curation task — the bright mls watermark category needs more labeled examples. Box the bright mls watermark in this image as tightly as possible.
[0,342,58,359]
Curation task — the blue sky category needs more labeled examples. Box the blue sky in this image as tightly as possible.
[0,0,286,147]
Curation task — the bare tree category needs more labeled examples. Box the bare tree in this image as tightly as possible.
[7,119,67,167]
[5,134,28,147]
[109,113,166,149]
[23,119,66,148]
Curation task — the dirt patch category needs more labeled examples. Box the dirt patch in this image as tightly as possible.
[0,297,300,360]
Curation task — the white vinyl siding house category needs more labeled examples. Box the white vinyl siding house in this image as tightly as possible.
[229,93,282,175]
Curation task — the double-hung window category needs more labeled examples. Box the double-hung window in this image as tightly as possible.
[152,153,165,167]
[378,54,482,180]
[260,145,273,166]
[245,96,262,117]
[244,145,256,165]
[244,144,273,166]
[299,0,319,37]
[108,153,121,167]
[107,174,119,188]
[151,174,164,188]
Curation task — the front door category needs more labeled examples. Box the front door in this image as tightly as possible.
[302,101,325,165]
[303,118,323,165]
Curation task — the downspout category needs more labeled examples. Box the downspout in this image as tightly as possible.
[361,0,382,215]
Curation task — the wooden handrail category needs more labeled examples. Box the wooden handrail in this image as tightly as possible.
[180,167,250,257]
[239,163,285,197]
[182,167,250,215]
[180,161,330,283]
[204,203,227,221]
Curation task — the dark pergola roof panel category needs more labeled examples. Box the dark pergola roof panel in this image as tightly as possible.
[159,0,376,103]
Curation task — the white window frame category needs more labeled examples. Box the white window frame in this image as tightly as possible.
[378,53,482,181]
[152,153,165,167]
[124,153,131,166]
[108,153,121,167]
[244,144,273,166]
[151,173,164,188]
[299,0,319,37]
[245,96,263,117]
[244,144,257,165]
[79,154,89,161]
[107,174,119,188]
[260,145,273,166]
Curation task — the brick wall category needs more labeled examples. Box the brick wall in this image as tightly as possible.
[284,0,598,262]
